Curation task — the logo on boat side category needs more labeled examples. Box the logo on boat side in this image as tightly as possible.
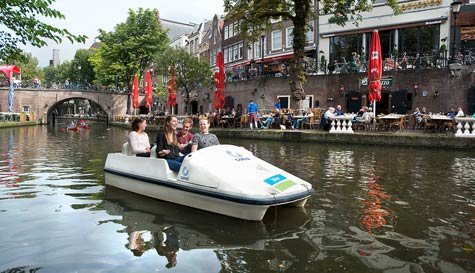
[180,166,190,181]
[226,150,250,161]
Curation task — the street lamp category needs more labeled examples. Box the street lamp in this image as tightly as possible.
[77,65,82,87]
[413,82,419,97]
[261,34,265,76]
[449,0,462,64]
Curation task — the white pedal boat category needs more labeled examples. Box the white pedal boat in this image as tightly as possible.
[104,143,314,221]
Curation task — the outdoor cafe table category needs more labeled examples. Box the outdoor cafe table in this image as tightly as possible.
[377,113,406,131]
[329,114,356,134]
[429,114,453,132]
[220,115,236,128]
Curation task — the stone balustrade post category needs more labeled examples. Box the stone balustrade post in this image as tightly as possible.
[455,117,475,138]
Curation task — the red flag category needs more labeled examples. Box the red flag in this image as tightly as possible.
[145,70,153,108]
[214,51,225,109]
[368,30,382,102]
[167,65,177,107]
[132,75,139,109]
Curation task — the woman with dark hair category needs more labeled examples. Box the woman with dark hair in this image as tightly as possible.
[128,117,151,157]
[156,115,185,172]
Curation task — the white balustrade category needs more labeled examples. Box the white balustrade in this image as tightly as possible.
[454,117,475,138]
[329,115,355,134]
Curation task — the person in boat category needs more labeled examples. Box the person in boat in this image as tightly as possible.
[177,117,193,155]
[191,117,220,152]
[78,119,86,127]
[156,115,185,172]
[67,120,77,129]
[128,117,151,157]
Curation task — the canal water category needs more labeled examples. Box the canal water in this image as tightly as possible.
[0,123,474,273]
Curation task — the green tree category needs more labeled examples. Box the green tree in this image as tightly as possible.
[90,8,169,90]
[12,52,44,86]
[43,61,73,88]
[71,49,95,87]
[155,48,213,114]
[224,0,400,105]
[0,0,87,62]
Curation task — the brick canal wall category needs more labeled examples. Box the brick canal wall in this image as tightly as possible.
[222,67,475,114]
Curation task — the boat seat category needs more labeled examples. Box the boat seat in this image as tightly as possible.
[150,146,157,158]
[122,143,135,156]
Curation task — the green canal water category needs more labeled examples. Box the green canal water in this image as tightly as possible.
[0,123,474,273]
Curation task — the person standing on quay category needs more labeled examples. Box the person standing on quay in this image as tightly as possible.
[247,99,258,129]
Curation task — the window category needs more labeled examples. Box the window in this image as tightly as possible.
[233,21,239,37]
[23,106,30,113]
[272,30,282,50]
[306,21,314,44]
[286,27,294,48]
[254,41,260,59]
[224,25,229,39]
[247,43,253,60]
[224,47,229,63]
[277,95,290,109]
[223,42,244,63]
[303,95,313,110]
[270,17,281,24]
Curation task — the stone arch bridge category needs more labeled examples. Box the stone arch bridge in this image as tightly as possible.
[0,88,140,122]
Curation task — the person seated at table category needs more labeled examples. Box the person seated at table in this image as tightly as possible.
[177,117,193,155]
[335,105,344,116]
[421,106,427,114]
[446,107,456,118]
[321,107,336,130]
[262,108,281,129]
[282,109,293,129]
[156,115,185,172]
[293,108,314,129]
[413,107,424,123]
[456,106,465,117]
[191,117,220,152]
[354,106,369,122]
[128,117,151,157]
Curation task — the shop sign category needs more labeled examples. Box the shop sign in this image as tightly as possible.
[360,77,393,87]
[399,0,442,11]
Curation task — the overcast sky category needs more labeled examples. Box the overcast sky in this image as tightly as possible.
[21,0,224,67]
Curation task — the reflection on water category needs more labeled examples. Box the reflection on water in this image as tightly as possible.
[0,125,474,272]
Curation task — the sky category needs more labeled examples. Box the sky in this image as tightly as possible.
[22,0,225,67]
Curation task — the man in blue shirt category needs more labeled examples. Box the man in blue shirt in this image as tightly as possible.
[274,98,281,111]
[335,105,344,116]
[247,100,258,129]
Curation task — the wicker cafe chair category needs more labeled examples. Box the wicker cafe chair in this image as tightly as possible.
[239,115,248,128]
[390,116,406,132]
[423,116,437,132]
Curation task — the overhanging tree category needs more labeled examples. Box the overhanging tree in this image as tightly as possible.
[155,48,212,114]
[0,0,87,62]
[224,0,400,105]
[90,8,169,90]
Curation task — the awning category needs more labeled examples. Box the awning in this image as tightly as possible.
[229,52,294,69]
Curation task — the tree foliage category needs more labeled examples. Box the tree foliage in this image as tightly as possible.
[11,52,44,86]
[224,0,400,103]
[90,8,169,90]
[155,48,213,114]
[71,49,95,85]
[0,0,87,62]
